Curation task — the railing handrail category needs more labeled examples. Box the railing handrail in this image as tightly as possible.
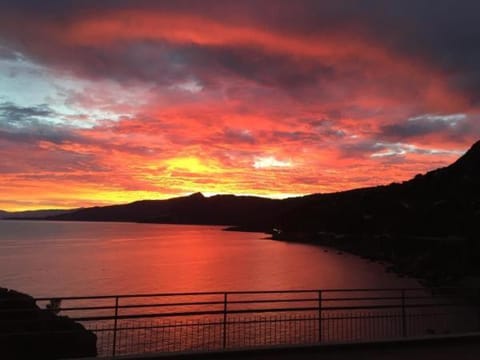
[4,287,479,357]
[34,287,434,301]
[0,287,462,322]
[2,302,465,323]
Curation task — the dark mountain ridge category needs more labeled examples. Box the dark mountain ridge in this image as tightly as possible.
[0,209,74,219]
[51,192,288,230]
[41,140,480,240]
[272,140,480,286]
[278,140,480,237]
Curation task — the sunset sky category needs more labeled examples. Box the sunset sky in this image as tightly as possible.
[1,0,480,211]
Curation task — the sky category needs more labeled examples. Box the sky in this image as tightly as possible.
[1,0,480,211]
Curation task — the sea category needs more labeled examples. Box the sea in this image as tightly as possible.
[0,220,418,297]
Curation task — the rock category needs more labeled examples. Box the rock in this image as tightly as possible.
[0,288,97,359]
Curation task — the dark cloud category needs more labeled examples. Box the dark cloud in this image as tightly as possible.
[206,47,336,90]
[0,102,79,145]
[0,102,53,120]
[307,119,347,138]
[339,140,380,158]
[381,119,450,139]
[0,102,160,180]
[265,124,345,145]
[380,114,480,142]
[1,0,480,102]
[0,102,155,156]
[222,128,256,144]
[0,45,20,60]
[269,131,317,142]
[3,36,338,96]
[0,129,107,174]
[340,138,465,162]
[62,41,195,85]
[0,148,105,174]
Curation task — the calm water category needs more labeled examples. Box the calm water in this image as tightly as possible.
[0,220,418,297]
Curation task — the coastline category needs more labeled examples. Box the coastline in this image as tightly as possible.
[264,230,480,290]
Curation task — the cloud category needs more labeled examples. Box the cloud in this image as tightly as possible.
[170,79,203,93]
[370,142,463,159]
[253,156,292,169]
[1,1,480,210]
[0,45,21,61]
[380,113,480,143]
[0,102,80,144]
[222,128,256,144]
[0,2,461,104]
[0,102,54,121]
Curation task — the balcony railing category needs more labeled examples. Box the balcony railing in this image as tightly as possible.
[3,288,480,358]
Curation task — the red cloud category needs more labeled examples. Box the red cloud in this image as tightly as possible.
[0,4,478,210]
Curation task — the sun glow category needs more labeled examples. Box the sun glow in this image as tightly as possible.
[164,157,222,174]
[0,2,477,211]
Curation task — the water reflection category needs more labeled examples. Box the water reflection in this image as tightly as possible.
[0,220,418,297]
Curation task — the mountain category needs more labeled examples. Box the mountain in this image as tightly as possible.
[1,209,75,220]
[270,140,480,286]
[48,140,480,239]
[276,140,480,237]
[447,139,480,177]
[50,192,288,230]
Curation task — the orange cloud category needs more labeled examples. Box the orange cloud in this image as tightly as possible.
[0,5,478,211]
[62,10,470,111]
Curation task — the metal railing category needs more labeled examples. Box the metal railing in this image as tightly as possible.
[3,288,480,358]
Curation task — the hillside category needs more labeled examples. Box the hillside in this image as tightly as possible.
[1,209,75,220]
[271,140,480,286]
[51,192,289,231]
[47,140,480,240]
[276,140,480,237]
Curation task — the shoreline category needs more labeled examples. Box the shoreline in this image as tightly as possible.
[225,227,430,286]
[265,230,480,291]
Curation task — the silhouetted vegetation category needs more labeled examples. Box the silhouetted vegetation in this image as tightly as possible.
[0,288,97,359]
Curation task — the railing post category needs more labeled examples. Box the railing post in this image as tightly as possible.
[477,288,480,332]
[223,292,228,349]
[318,290,322,343]
[401,289,407,337]
[112,296,119,357]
